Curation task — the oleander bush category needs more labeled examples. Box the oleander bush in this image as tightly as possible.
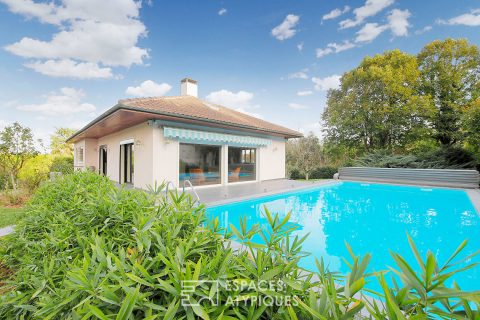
[0,172,478,319]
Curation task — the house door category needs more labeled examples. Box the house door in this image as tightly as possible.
[120,143,134,184]
[99,146,107,175]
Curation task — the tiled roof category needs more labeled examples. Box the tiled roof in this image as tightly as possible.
[118,95,302,138]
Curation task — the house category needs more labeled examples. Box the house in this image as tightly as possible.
[68,78,303,189]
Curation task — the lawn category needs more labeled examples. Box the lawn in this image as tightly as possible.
[0,207,26,228]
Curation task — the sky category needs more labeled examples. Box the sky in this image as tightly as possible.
[0,0,480,147]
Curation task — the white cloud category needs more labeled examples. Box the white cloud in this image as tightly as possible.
[126,80,172,97]
[25,59,113,79]
[218,8,227,16]
[288,69,308,79]
[297,42,304,51]
[271,14,300,40]
[298,122,323,139]
[353,9,411,43]
[205,89,254,108]
[415,25,432,35]
[437,9,480,26]
[297,90,313,96]
[355,23,388,43]
[316,48,333,58]
[322,6,350,21]
[312,75,341,91]
[387,9,411,36]
[17,87,96,116]
[339,0,394,29]
[316,40,356,58]
[288,103,308,109]
[1,0,148,79]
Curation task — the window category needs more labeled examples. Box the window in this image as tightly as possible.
[180,143,221,186]
[120,143,134,183]
[99,145,107,175]
[228,147,256,183]
[76,147,84,164]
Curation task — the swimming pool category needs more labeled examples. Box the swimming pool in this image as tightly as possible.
[206,181,480,291]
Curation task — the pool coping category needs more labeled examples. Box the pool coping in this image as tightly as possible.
[204,179,480,216]
[204,179,339,208]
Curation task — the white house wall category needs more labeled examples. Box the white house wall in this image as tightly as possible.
[97,122,154,189]
[74,121,287,189]
[152,125,179,188]
[258,138,286,181]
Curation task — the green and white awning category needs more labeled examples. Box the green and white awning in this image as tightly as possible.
[163,127,271,146]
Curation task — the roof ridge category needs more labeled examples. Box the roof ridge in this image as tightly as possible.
[119,95,192,104]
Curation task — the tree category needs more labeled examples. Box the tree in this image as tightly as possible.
[323,50,432,152]
[0,122,38,190]
[50,128,76,156]
[287,133,323,180]
[463,98,480,156]
[418,38,480,145]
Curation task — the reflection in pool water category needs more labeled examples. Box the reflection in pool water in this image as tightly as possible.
[206,181,480,291]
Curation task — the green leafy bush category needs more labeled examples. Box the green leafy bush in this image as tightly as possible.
[289,167,338,180]
[355,147,478,170]
[0,172,478,319]
[49,155,74,175]
[288,168,305,180]
[18,154,53,192]
[310,166,337,179]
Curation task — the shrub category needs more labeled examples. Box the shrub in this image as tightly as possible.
[310,166,338,179]
[0,172,478,318]
[354,147,478,170]
[49,155,74,175]
[288,168,305,180]
[18,154,53,192]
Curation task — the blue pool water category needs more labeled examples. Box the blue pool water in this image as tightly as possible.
[206,181,480,291]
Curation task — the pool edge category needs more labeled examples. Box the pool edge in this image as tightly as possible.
[204,180,341,208]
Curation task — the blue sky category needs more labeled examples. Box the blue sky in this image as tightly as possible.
[0,0,479,146]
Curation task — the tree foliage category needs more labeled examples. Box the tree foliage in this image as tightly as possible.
[321,39,480,167]
[418,38,480,146]
[0,122,38,190]
[50,127,76,156]
[286,133,324,180]
[323,50,432,152]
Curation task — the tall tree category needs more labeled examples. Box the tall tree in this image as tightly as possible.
[418,38,480,145]
[323,50,432,152]
[0,122,38,190]
[287,133,323,180]
[50,128,76,156]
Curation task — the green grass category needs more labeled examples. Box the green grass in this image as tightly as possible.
[0,207,26,228]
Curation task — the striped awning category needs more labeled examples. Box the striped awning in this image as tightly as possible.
[163,127,271,146]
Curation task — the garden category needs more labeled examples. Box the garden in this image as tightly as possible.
[287,39,480,181]
[0,124,74,228]
[0,172,478,319]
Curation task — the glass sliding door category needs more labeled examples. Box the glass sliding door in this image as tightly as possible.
[99,145,107,175]
[228,147,256,183]
[179,143,221,186]
[120,143,134,184]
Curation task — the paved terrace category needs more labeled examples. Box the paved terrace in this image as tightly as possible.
[188,179,337,207]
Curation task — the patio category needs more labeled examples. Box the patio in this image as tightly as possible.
[187,179,336,206]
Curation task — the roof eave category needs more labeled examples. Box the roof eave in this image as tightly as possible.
[67,103,303,143]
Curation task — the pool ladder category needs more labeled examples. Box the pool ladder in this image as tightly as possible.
[183,180,201,205]
[164,181,176,203]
